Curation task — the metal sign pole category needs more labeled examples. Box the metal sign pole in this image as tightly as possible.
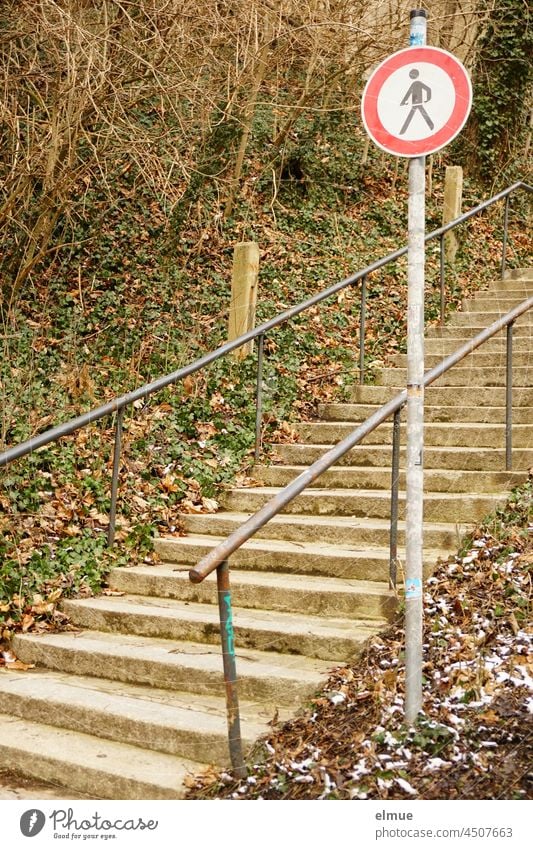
[404,8,427,725]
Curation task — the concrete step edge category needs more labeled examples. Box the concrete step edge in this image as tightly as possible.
[12,631,335,706]
[178,511,464,534]
[108,565,397,621]
[0,712,205,799]
[61,596,386,660]
[0,669,267,765]
[154,533,448,562]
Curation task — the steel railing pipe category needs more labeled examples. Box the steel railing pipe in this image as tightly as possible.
[359,274,367,385]
[506,322,514,471]
[439,234,445,325]
[216,560,247,780]
[255,334,265,462]
[1,182,530,474]
[190,293,533,585]
[389,406,402,589]
[108,405,125,547]
[501,194,511,279]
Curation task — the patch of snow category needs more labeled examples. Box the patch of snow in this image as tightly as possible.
[290,758,315,773]
[396,778,417,795]
[328,691,346,705]
[424,758,448,772]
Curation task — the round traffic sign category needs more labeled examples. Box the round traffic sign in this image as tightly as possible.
[361,46,472,157]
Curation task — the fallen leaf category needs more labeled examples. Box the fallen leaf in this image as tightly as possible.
[5,660,35,671]
[21,614,35,632]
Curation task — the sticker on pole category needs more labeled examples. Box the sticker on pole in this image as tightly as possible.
[405,578,422,600]
[361,46,472,157]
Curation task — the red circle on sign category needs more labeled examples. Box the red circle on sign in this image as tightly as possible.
[362,46,472,157]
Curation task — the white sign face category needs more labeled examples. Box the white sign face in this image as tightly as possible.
[362,46,472,157]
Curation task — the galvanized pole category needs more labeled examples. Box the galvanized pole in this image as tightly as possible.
[404,8,427,725]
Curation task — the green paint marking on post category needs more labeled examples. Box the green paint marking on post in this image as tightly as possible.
[223,592,235,656]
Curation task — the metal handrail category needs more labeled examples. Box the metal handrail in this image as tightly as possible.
[0,179,531,778]
[189,292,533,777]
[0,183,530,544]
[189,295,533,584]
[1,181,530,477]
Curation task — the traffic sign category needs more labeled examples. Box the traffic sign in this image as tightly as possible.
[361,46,472,157]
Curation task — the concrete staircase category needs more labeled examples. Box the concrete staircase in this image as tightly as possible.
[2,269,532,798]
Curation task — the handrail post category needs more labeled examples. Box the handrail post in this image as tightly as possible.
[389,406,402,589]
[506,321,514,471]
[501,193,510,279]
[108,406,125,547]
[255,333,265,462]
[439,233,445,325]
[217,560,247,780]
[359,274,367,385]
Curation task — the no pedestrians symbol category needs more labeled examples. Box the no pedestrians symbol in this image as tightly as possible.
[362,46,472,157]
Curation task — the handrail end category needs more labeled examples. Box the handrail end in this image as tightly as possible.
[189,568,203,584]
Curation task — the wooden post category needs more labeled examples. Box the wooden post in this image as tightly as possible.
[228,242,259,360]
[442,165,463,265]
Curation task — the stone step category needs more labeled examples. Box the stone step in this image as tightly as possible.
[0,712,204,799]
[318,402,533,425]
[294,420,532,449]
[349,384,533,406]
[476,276,533,289]
[391,352,533,368]
[109,565,396,621]
[503,268,533,280]
[254,464,524,494]
[426,323,532,339]
[177,511,465,549]
[270,442,533,472]
[12,631,335,708]
[487,280,533,292]
[424,336,532,354]
[463,296,532,312]
[62,595,382,661]
[488,285,533,297]
[220,486,502,522]
[489,274,533,292]
[0,669,268,767]
[441,311,533,328]
[153,534,446,582]
[375,366,533,387]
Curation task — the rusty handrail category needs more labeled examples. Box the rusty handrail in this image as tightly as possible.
[189,293,533,585]
[1,181,531,473]
[1,181,530,781]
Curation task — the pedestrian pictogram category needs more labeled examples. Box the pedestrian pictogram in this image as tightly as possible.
[361,46,472,157]
[399,69,434,135]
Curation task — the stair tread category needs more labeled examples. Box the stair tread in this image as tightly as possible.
[157,532,447,559]
[0,712,206,799]
[274,442,532,454]
[0,667,270,736]
[13,629,336,683]
[224,485,504,500]
[64,594,387,637]
[110,563,393,595]
[257,463,522,476]
[299,421,532,430]
[179,511,461,533]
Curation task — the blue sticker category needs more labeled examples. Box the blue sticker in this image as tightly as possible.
[405,578,422,599]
